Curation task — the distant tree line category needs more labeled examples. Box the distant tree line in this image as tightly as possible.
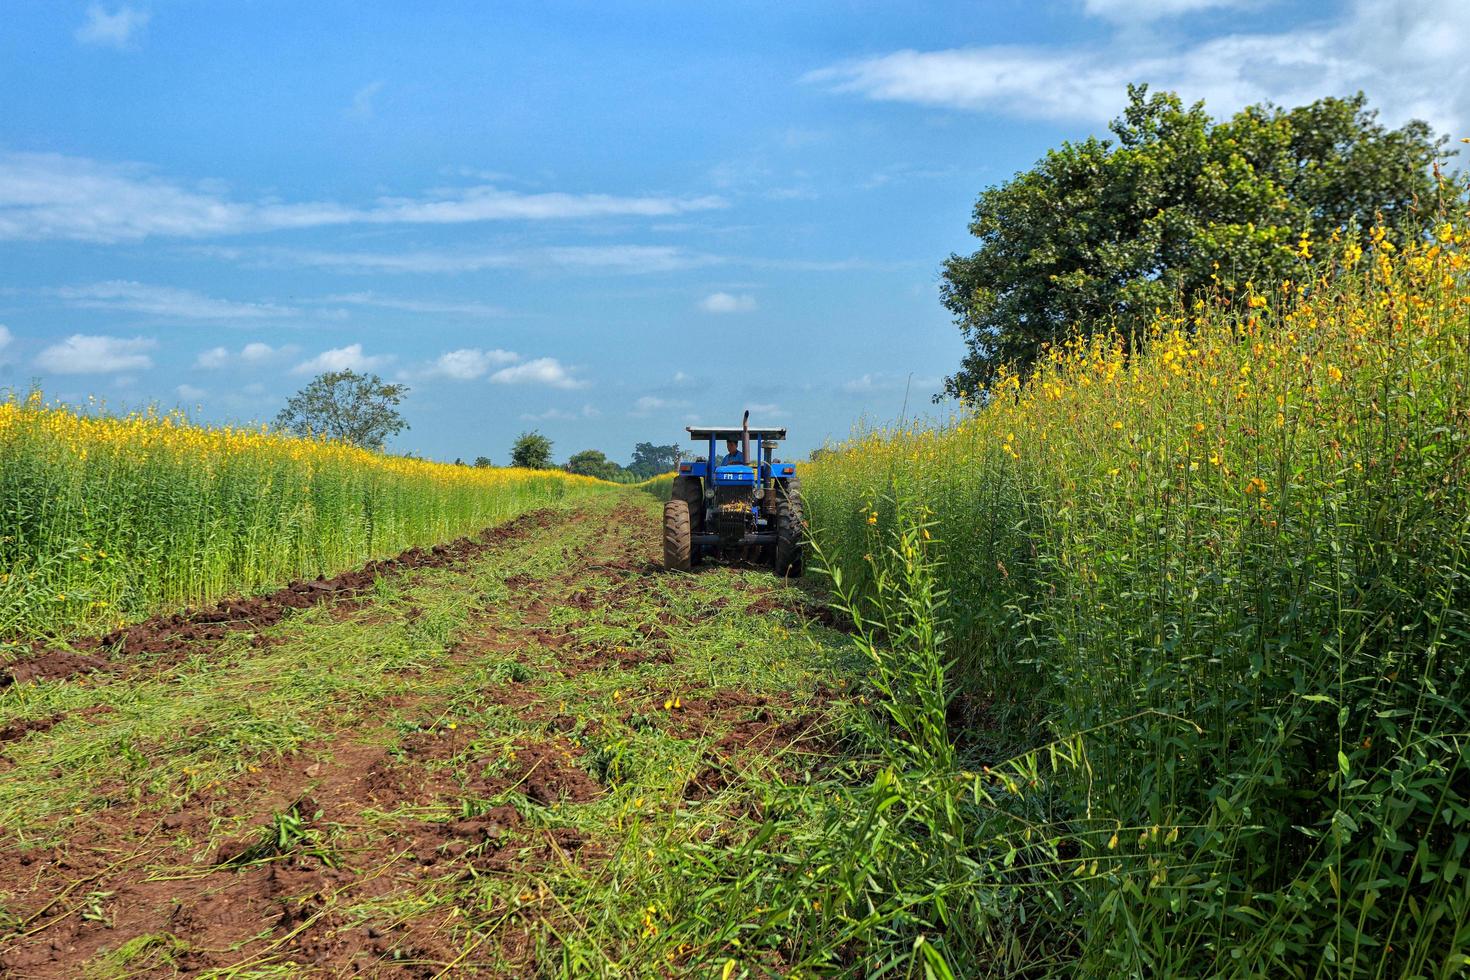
[511,432,679,481]
[272,371,682,480]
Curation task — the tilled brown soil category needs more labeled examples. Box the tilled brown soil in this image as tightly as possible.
[0,507,584,976]
[0,498,844,977]
[0,509,556,689]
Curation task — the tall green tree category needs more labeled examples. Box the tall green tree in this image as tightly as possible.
[274,370,409,450]
[940,86,1446,397]
[565,449,625,481]
[510,430,553,469]
[627,441,680,479]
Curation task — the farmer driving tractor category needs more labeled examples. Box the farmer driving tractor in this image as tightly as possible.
[720,439,744,466]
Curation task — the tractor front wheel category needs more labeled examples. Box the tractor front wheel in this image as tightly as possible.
[663,499,693,572]
[671,475,704,532]
[773,488,804,578]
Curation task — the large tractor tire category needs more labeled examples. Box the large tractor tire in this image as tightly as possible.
[773,486,805,578]
[663,499,693,572]
[765,474,801,518]
[671,475,704,532]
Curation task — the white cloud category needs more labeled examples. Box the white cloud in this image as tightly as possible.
[36,334,155,374]
[422,348,520,380]
[195,341,292,369]
[291,343,392,375]
[841,372,943,395]
[75,4,149,48]
[842,373,886,394]
[519,404,600,422]
[746,402,786,419]
[0,324,11,357]
[672,371,691,384]
[176,384,206,401]
[227,244,719,276]
[806,0,1470,134]
[55,280,295,320]
[240,341,280,362]
[1082,0,1258,20]
[0,151,727,243]
[540,246,718,274]
[195,346,228,369]
[490,357,585,390]
[699,291,757,314]
[372,190,727,225]
[348,81,384,120]
[630,395,692,417]
[323,292,507,317]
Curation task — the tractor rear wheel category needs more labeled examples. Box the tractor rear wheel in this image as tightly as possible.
[663,499,693,572]
[773,485,805,578]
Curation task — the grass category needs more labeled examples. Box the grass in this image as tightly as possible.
[800,214,1470,975]
[0,394,610,642]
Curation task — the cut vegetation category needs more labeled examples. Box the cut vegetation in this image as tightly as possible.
[0,495,859,976]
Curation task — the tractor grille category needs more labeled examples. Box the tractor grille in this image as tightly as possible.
[714,486,752,508]
[713,486,752,539]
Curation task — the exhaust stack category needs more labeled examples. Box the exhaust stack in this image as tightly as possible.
[741,410,750,473]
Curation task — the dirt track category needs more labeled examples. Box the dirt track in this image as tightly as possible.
[0,495,849,977]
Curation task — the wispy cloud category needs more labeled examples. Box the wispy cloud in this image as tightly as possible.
[0,325,12,364]
[291,343,393,376]
[520,404,600,422]
[196,342,294,369]
[324,292,508,317]
[36,334,155,374]
[806,0,1470,134]
[176,383,206,401]
[698,291,757,314]
[75,4,149,48]
[226,244,720,276]
[55,281,296,320]
[841,372,941,395]
[490,357,586,390]
[0,151,728,243]
[1082,0,1259,21]
[630,395,691,417]
[348,80,384,120]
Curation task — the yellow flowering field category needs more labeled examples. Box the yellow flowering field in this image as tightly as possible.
[0,400,608,641]
[803,215,1470,974]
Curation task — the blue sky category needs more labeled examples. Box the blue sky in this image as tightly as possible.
[2,1,1464,462]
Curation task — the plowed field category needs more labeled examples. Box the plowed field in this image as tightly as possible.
[0,495,857,977]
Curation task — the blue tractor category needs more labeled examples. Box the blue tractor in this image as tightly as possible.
[663,411,804,576]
